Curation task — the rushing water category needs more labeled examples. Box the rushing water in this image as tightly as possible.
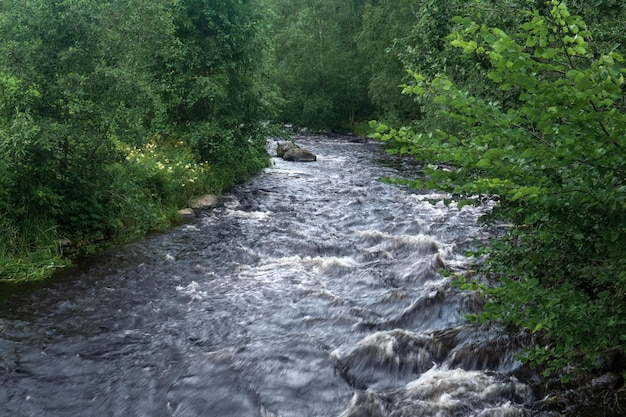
[1,135,536,417]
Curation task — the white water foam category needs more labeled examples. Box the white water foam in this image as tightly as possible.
[175,281,208,302]
[339,366,531,417]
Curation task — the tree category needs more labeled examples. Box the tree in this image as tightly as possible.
[358,0,500,126]
[357,0,420,121]
[0,0,163,239]
[372,0,626,380]
[0,0,273,283]
[151,0,273,176]
[269,0,370,130]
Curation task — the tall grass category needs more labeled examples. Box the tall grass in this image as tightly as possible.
[0,216,68,286]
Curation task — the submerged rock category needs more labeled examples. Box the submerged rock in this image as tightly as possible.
[339,367,531,417]
[332,329,450,390]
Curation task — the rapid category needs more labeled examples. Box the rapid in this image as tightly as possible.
[1,134,538,416]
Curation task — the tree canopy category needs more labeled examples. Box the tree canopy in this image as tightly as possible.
[371,0,626,381]
[0,0,272,283]
[268,0,371,130]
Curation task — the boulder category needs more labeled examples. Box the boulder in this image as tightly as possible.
[190,194,219,209]
[592,372,622,388]
[282,147,317,162]
[276,141,300,157]
[178,208,196,221]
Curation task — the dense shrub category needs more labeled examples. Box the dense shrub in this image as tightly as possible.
[372,0,626,380]
[0,0,272,285]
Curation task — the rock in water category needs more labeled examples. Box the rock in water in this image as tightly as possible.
[282,147,317,162]
[276,142,300,157]
[190,194,219,209]
[178,208,196,221]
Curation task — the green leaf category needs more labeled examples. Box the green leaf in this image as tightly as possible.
[375,123,389,133]
[487,72,503,82]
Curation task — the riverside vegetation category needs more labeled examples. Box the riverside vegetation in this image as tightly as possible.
[0,0,273,285]
[370,0,626,388]
[1,0,625,407]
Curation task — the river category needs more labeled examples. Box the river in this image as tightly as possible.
[1,134,539,416]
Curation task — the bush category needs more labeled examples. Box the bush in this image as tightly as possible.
[0,0,273,286]
[372,0,626,381]
[121,136,212,209]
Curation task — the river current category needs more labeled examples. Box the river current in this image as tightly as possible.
[1,135,536,416]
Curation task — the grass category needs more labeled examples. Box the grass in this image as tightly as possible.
[0,217,69,288]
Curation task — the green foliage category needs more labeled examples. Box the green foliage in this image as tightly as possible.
[121,136,212,208]
[0,216,69,285]
[373,0,626,379]
[268,0,371,130]
[357,0,421,121]
[155,0,273,163]
[0,0,273,285]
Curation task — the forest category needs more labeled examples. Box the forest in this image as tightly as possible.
[1,0,625,388]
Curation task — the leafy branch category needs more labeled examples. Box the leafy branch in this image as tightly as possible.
[372,0,626,381]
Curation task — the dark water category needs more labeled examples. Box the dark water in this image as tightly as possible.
[1,135,535,416]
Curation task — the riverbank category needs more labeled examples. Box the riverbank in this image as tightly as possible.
[533,367,625,416]
[0,145,270,292]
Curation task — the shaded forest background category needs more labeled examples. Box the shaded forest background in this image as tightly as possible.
[1,0,625,394]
